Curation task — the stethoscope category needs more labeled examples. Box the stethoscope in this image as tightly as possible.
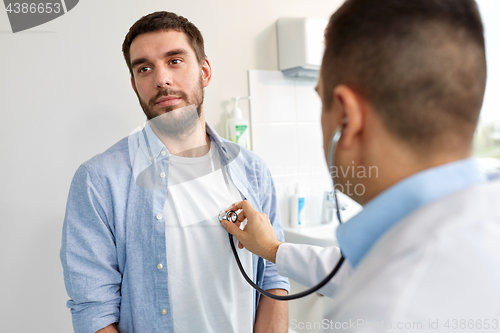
[219,127,346,301]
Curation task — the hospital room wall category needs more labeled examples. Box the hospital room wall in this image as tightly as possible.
[0,0,344,332]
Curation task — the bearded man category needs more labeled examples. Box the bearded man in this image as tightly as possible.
[60,11,289,333]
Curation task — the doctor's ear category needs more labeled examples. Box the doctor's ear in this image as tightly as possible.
[333,85,364,149]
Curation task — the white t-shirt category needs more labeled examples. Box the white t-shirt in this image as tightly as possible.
[164,140,254,333]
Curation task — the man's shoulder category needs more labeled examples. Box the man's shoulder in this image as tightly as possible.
[207,123,269,173]
[79,136,131,177]
[221,138,269,173]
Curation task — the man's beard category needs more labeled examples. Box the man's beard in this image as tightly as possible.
[137,76,204,139]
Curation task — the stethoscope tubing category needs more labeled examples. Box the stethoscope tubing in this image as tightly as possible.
[229,233,345,301]
[228,128,345,301]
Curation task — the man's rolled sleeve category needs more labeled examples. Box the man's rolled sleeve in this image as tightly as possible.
[60,164,122,333]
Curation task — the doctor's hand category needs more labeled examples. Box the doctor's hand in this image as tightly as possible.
[220,200,283,264]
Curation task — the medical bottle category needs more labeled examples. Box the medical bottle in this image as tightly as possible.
[290,184,305,227]
[225,97,250,149]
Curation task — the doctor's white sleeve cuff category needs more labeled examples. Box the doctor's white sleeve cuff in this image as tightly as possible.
[276,242,352,298]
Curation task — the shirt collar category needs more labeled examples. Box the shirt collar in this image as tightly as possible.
[336,157,487,268]
[142,121,168,160]
[206,122,241,166]
[139,120,238,164]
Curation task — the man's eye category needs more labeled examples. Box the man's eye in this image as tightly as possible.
[170,59,181,65]
[139,67,151,73]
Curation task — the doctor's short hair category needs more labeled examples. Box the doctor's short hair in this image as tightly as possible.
[321,0,486,149]
[122,11,206,77]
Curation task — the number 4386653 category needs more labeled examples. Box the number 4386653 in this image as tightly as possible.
[6,3,62,14]
[444,319,498,329]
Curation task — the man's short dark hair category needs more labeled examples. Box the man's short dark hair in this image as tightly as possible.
[322,0,486,148]
[122,11,206,77]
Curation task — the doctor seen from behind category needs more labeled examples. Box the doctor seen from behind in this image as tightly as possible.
[221,0,500,330]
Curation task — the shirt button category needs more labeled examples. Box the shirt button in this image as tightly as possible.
[157,263,163,270]
[161,150,167,156]
[156,214,163,220]
[161,309,168,315]
[160,172,166,178]
[149,156,153,161]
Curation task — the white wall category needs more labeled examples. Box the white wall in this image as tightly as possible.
[248,70,332,228]
[0,0,343,331]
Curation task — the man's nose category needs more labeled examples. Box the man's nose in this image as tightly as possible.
[155,66,172,88]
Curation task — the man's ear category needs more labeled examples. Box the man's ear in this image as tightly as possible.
[201,57,212,88]
[131,76,137,94]
[333,85,364,149]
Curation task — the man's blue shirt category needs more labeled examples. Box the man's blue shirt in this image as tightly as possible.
[337,158,487,268]
[60,122,290,333]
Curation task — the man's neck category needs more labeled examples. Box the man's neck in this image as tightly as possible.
[151,118,210,158]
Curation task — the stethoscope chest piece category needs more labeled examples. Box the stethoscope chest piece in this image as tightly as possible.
[218,209,238,223]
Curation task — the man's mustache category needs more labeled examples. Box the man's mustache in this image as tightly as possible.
[148,88,188,107]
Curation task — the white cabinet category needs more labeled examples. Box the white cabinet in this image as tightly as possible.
[277,17,328,77]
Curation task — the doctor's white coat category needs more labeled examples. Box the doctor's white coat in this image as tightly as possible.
[276,179,500,332]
